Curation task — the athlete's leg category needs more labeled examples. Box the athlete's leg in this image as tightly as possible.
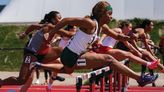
[106,49,148,64]
[34,69,40,84]
[43,69,50,84]
[35,47,64,72]
[30,51,158,87]
[20,69,35,92]
[34,59,64,72]
[104,49,158,69]
[0,53,37,86]
[141,49,164,70]
[0,64,29,85]
[77,52,140,80]
[76,52,158,87]
[42,47,63,63]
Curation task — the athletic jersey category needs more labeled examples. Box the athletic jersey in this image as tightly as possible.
[59,37,70,49]
[67,20,99,55]
[102,36,117,48]
[102,28,122,48]
[25,29,50,55]
[26,30,44,53]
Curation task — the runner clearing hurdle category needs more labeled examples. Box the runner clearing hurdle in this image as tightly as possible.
[29,2,158,92]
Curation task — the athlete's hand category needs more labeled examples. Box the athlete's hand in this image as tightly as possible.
[17,32,27,39]
[130,33,138,40]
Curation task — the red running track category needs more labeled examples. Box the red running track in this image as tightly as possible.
[127,86,164,92]
[0,85,101,92]
[1,85,164,92]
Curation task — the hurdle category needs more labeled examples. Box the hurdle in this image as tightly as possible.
[76,66,113,92]
[76,59,130,92]
[113,59,130,92]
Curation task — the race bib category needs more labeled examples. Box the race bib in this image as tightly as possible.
[24,55,31,63]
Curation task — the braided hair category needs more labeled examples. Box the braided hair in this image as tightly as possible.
[40,11,60,24]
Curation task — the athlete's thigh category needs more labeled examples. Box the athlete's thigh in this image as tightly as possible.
[43,47,63,62]
[105,49,128,61]
[47,58,61,64]
[19,54,37,81]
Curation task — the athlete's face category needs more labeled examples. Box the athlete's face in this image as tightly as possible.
[106,10,113,22]
[101,10,112,24]
[125,23,132,32]
[146,22,154,32]
[55,14,62,22]
[52,14,62,24]
[128,24,132,31]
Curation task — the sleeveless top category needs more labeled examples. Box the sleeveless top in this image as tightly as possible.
[59,38,70,49]
[67,20,99,55]
[26,30,44,53]
[26,29,50,55]
[102,36,117,48]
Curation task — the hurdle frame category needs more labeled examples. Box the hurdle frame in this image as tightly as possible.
[76,66,112,92]
[76,59,130,92]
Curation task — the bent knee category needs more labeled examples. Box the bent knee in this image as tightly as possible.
[105,55,117,62]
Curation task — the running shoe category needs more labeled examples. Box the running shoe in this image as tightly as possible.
[137,73,159,87]
[51,76,65,82]
[147,60,159,69]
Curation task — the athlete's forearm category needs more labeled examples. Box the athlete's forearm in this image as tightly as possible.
[24,24,42,35]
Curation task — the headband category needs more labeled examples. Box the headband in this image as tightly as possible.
[106,5,112,11]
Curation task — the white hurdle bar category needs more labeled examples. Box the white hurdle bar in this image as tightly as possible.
[76,66,111,92]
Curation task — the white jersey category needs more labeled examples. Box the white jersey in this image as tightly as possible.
[102,36,117,48]
[59,37,70,49]
[102,28,122,48]
[67,20,99,55]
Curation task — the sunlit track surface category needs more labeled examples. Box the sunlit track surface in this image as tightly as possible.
[0,85,101,92]
[127,86,164,92]
[1,85,164,92]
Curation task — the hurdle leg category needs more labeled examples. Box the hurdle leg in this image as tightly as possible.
[89,73,96,92]
[113,70,117,92]
[108,70,113,92]
[117,73,122,91]
[100,70,105,92]
[76,77,82,92]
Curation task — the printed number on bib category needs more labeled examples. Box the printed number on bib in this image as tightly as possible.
[24,56,31,63]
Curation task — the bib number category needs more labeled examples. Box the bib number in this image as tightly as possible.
[24,56,31,63]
